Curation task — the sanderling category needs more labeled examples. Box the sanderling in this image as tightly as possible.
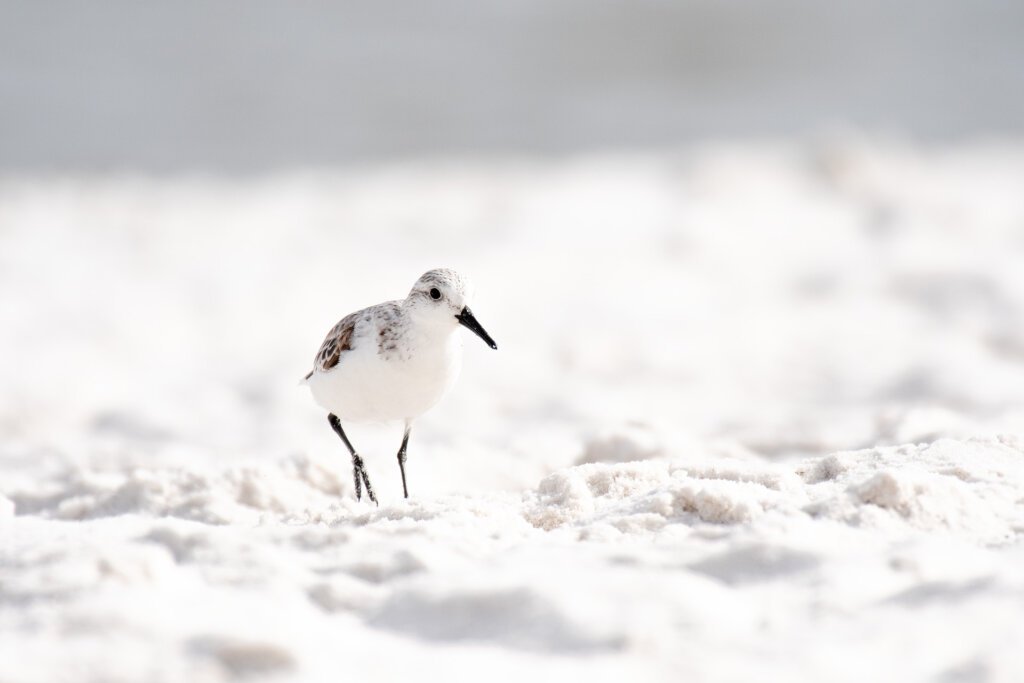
[304,268,497,503]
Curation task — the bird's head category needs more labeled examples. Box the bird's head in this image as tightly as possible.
[406,268,497,350]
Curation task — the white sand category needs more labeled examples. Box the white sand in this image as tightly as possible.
[3,138,1024,682]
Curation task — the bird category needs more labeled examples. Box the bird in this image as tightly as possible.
[303,268,497,503]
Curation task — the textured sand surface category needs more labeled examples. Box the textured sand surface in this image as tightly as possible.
[3,139,1024,681]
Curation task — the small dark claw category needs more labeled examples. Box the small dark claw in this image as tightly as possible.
[397,425,411,499]
[361,469,378,506]
[398,456,408,499]
[350,453,377,504]
[352,459,363,501]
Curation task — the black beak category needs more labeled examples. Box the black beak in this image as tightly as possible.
[456,306,498,350]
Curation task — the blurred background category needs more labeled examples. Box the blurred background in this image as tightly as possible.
[3,0,1024,484]
[4,0,1024,471]
[2,0,1024,172]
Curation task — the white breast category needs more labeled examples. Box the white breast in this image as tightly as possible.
[307,331,463,423]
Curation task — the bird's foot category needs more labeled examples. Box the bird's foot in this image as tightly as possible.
[361,469,378,506]
[351,454,377,506]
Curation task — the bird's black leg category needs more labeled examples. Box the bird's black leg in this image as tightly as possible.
[397,423,412,499]
[328,414,377,505]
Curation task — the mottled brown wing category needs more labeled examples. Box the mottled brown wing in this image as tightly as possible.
[305,312,357,379]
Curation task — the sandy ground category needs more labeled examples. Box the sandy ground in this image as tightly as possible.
[3,138,1024,682]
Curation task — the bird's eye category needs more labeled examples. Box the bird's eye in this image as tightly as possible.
[430,288,442,300]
